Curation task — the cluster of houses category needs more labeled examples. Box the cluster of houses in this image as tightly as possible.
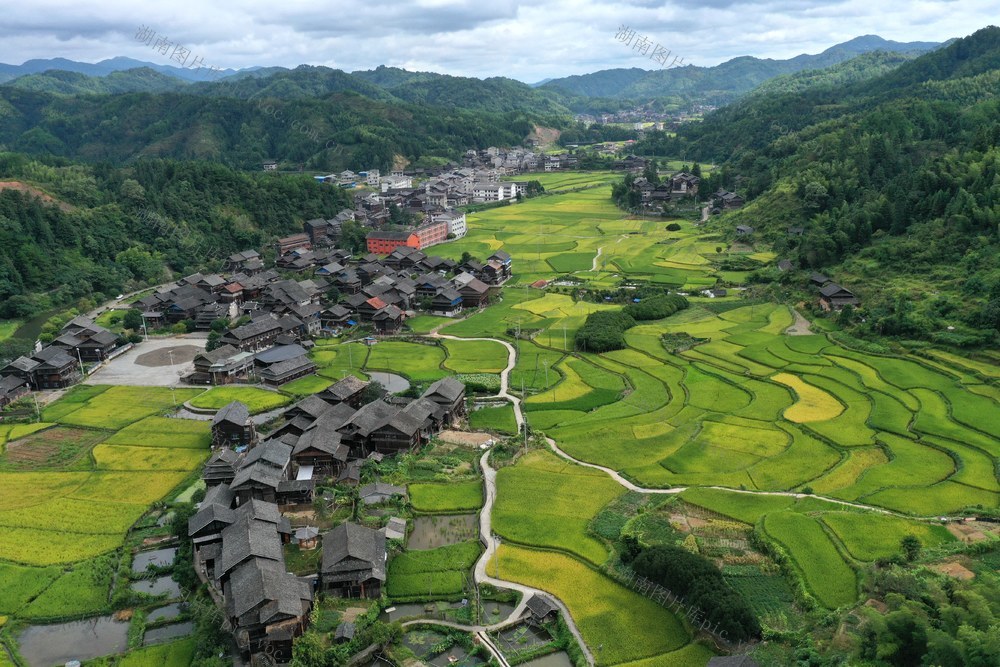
[1,315,125,392]
[627,171,702,207]
[711,189,745,211]
[189,374,467,661]
[129,236,511,388]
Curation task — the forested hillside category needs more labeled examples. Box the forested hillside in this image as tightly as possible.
[0,87,544,171]
[0,154,352,318]
[541,35,941,106]
[656,26,1000,345]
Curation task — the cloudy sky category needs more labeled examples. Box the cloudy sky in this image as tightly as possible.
[2,0,998,81]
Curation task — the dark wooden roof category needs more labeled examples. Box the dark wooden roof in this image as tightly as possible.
[213,401,250,427]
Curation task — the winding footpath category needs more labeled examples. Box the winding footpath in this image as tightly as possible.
[418,330,920,664]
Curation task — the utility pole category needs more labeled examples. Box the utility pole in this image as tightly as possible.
[140,315,149,342]
[543,360,549,391]
[75,348,86,379]
[167,349,177,407]
[32,392,40,421]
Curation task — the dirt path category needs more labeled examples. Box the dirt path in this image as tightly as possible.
[428,330,940,665]
[785,309,813,335]
[591,246,603,272]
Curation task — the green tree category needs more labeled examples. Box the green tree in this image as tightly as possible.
[900,535,921,562]
[123,309,143,331]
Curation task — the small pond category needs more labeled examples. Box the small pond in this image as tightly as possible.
[380,601,466,623]
[131,547,177,572]
[17,616,128,667]
[143,621,194,646]
[368,371,410,393]
[495,624,552,653]
[147,603,184,622]
[131,575,181,598]
[428,645,485,667]
[479,600,517,623]
[402,630,485,667]
[408,514,477,550]
[519,652,574,667]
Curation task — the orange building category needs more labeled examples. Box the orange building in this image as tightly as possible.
[366,221,449,255]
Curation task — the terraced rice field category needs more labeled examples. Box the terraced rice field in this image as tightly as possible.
[492,544,694,666]
[0,387,211,617]
[134,179,994,664]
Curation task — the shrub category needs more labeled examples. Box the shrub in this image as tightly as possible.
[632,545,761,641]
[623,294,689,321]
[574,311,636,352]
[666,223,682,231]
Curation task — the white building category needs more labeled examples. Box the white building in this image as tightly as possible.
[433,211,467,239]
[364,169,380,186]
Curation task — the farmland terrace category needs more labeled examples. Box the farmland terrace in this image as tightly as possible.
[0,176,997,667]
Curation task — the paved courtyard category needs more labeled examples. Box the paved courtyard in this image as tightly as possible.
[85,335,207,386]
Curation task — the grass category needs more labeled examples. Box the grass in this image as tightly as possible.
[365,340,448,382]
[280,374,334,397]
[387,540,481,599]
[409,481,484,513]
[771,373,844,422]
[19,554,115,618]
[442,339,509,374]
[762,512,857,609]
[50,386,203,429]
[820,512,955,561]
[469,404,518,434]
[493,450,624,564]
[188,386,291,414]
[118,638,196,667]
[406,315,456,334]
[103,416,210,449]
[0,318,22,342]
[0,562,59,614]
[92,444,209,471]
[492,544,691,665]
[679,488,795,524]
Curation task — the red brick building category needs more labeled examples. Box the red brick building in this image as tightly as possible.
[366,221,449,255]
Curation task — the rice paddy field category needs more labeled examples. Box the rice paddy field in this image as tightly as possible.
[5,178,998,666]
[365,181,998,660]
[0,386,210,620]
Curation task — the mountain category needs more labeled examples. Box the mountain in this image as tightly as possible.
[0,56,248,85]
[4,67,187,95]
[541,35,944,105]
[661,26,1000,345]
[0,85,544,172]
[0,155,354,321]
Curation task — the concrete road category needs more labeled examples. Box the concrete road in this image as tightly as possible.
[85,335,206,386]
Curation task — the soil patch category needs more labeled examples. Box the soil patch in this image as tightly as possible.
[135,345,202,368]
[946,521,989,543]
[437,430,494,447]
[0,181,75,211]
[1,426,108,470]
[931,561,975,580]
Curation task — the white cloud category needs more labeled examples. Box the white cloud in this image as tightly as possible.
[0,0,997,81]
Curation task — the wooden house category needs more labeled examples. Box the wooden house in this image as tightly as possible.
[212,401,257,449]
[320,523,386,598]
[422,377,467,425]
[372,305,404,334]
[819,283,859,310]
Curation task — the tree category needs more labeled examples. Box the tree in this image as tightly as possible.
[290,632,330,667]
[360,380,386,404]
[691,162,702,177]
[123,308,143,331]
[900,535,922,562]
